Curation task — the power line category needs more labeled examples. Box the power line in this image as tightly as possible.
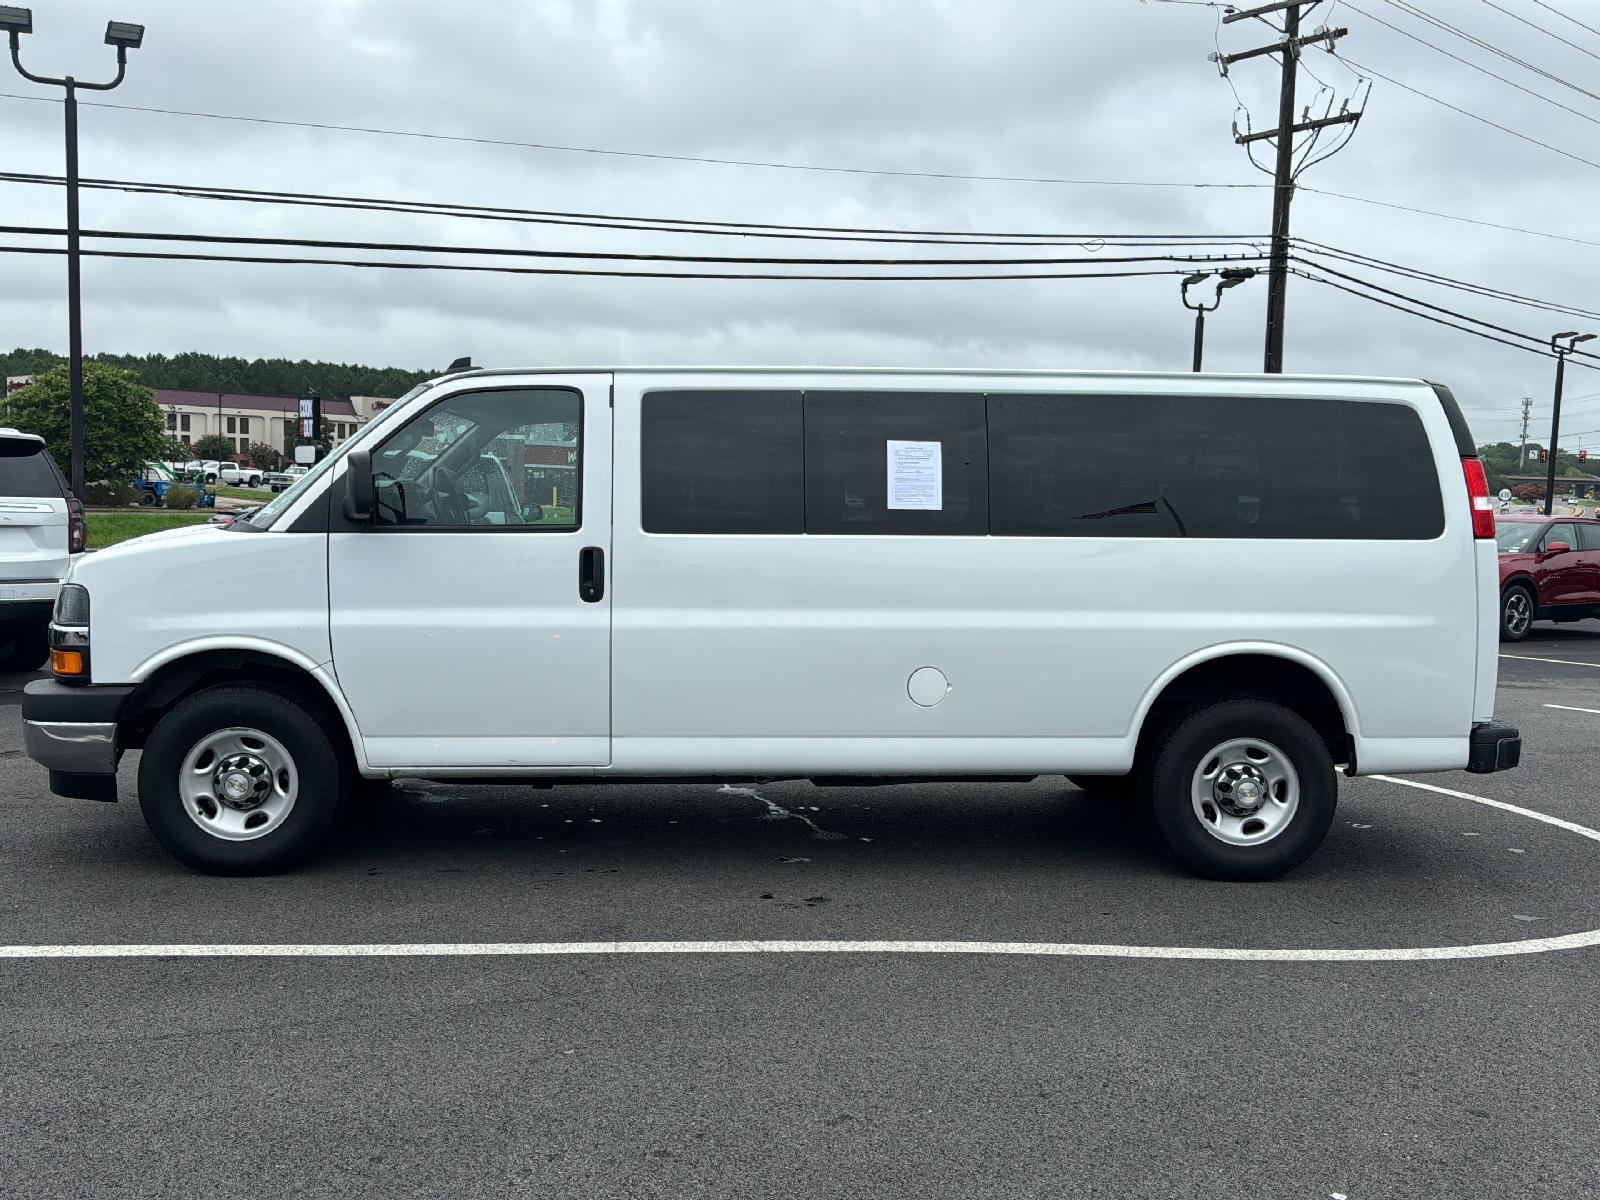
[0,91,1269,192]
[1331,53,1600,170]
[0,170,1266,249]
[0,243,1254,283]
[1301,185,1600,249]
[1295,257,1570,349]
[13,163,1599,265]
[1529,0,1600,42]
[1377,0,1600,102]
[1342,1,1600,126]
[1477,0,1600,65]
[1293,238,1600,321]
[0,223,1269,270]
[1290,264,1600,365]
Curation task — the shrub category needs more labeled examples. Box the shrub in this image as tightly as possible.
[164,485,199,510]
[83,482,138,507]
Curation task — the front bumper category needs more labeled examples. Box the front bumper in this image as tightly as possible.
[21,679,137,801]
[1467,720,1521,773]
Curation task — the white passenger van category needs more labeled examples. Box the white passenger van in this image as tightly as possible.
[21,368,1520,880]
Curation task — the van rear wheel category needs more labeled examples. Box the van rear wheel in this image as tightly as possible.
[1142,699,1336,881]
[137,684,348,875]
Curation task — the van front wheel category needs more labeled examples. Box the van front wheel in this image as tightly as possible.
[1143,700,1336,881]
[137,684,348,875]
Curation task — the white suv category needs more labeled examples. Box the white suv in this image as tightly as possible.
[0,428,85,671]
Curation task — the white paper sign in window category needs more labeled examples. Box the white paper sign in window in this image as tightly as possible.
[886,439,942,510]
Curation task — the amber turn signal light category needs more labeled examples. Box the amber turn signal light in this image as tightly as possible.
[50,649,85,676]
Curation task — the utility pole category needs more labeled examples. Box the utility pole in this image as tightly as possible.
[1217,2,1360,373]
[1546,332,1596,515]
[1519,394,1532,468]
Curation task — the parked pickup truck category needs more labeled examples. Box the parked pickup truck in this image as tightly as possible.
[265,465,309,493]
[216,462,265,488]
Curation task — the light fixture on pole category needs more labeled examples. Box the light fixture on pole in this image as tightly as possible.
[1544,331,1596,516]
[1180,267,1257,373]
[4,7,145,500]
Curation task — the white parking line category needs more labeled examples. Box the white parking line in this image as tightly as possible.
[1,777,1596,964]
[1501,654,1600,668]
[1543,703,1600,716]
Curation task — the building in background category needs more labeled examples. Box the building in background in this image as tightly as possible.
[155,389,386,457]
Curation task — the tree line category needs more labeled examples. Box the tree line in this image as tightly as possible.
[1,348,434,400]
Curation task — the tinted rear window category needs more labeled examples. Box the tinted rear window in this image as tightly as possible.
[987,394,1444,539]
[803,391,988,535]
[641,390,804,533]
[1579,523,1600,551]
[0,439,66,498]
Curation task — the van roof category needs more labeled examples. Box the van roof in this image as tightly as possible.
[435,366,1437,386]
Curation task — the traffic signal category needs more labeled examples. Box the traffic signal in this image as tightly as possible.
[1540,449,1549,462]
[1582,450,1590,463]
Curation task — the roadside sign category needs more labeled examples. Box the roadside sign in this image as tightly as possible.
[1498,489,1512,501]
[294,444,316,465]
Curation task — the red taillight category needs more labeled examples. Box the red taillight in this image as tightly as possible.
[66,497,87,553]
[1462,458,1495,539]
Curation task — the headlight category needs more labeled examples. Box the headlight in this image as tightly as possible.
[53,583,90,627]
[50,584,90,681]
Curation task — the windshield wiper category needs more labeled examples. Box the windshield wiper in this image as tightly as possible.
[1072,496,1188,536]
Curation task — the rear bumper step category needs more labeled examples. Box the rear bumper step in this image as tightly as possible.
[1467,720,1521,774]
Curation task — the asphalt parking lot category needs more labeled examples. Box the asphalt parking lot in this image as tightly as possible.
[2,635,1599,1199]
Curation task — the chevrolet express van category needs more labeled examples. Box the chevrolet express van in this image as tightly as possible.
[21,368,1521,880]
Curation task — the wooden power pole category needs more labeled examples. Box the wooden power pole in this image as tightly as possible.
[1219,1,1360,373]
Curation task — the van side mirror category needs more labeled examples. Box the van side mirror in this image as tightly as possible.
[342,448,374,522]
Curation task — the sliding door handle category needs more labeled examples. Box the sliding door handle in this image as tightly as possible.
[579,546,605,603]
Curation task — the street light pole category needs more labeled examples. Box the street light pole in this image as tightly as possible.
[1180,268,1257,373]
[3,8,144,500]
[1545,331,1597,516]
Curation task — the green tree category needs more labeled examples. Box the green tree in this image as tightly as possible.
[159,435,191,462]
[0,347,434,398]
[6,363,163,485]
[191,433,236,461]
[245,440,280,469]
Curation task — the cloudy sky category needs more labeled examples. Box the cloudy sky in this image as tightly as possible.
[3,0,1599,444]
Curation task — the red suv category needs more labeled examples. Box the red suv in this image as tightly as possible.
[1497,515,1600,641]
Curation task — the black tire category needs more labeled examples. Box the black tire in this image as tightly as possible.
[1500,583,1535,643]
[1067,774,1137,800]
[1142,699,1337,882]
[137,684,348,875]
[0,621,49,672]
[139,491,156,506]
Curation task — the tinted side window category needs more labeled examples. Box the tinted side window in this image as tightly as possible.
[987,394,1444,539]
[641,390,803,534]
[1577,523,1600,551]
[804,392,988,535]
[1542,523,1579,551]
[0,441,66,498]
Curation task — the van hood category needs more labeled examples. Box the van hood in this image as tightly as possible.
[71,522,232,584]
